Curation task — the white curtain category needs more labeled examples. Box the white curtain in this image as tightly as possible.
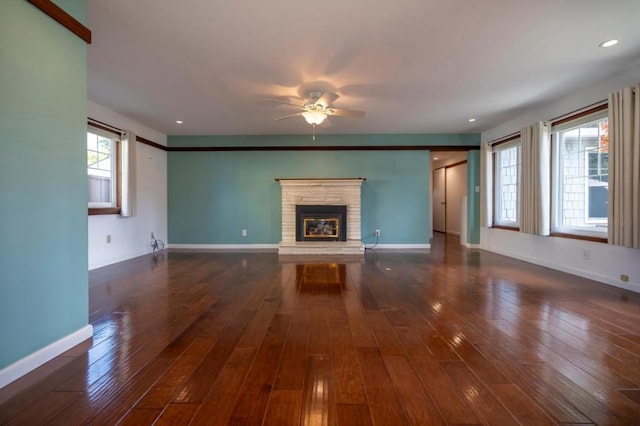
[608,83,640,248]
[520,122,550,235]
[120,130,137,217]
[480,141,493,227]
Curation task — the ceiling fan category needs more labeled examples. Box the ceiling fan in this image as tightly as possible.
[271,91,365,138]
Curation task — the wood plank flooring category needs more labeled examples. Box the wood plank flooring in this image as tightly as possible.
[2,234,640,424]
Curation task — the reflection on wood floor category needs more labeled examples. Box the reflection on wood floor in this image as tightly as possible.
[2,234,640,424]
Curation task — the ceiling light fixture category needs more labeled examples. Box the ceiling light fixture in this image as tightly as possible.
[468,118,476,122]
[599,39,618,48]
[301,110,327,125]
[301,110,327,141]
[176,120,183,124]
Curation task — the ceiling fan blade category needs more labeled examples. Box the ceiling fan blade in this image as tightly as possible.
[327,108,366,118]
[315,92,339,109]
[320,118,332,128]
[274,112,303,120]
[269,99,306,110]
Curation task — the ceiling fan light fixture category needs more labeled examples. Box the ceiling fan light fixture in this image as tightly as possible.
[301,110,327,125]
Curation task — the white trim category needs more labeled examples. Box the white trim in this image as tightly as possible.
[482,245,638,293]
[168,244,279,250]
[493,143,521,227]
[462,243,481,248]
[169,243,431,250]
[0,325,93,389]
[369,244,431,249]
[89,252,151,270]
[87,132,117,208]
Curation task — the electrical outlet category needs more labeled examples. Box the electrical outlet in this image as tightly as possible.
[375,229,381,237]
[621,274,630,282]
[106,235,111,243]
[582,249,590,260]
[242,229,247,237]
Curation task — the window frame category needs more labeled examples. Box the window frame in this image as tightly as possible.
[492,136,521,230]
[87,124,122,216]
[584,150,608,225]
[550,107,608,240]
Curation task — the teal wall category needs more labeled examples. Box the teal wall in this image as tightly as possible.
[52,0,85,20]
[466,150,481,244]
[169,150,431,244]
[0,1,88,369]
[168,134,479,245]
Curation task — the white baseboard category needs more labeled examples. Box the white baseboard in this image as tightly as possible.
[369,244,431,249]
[170,243,431,250]
[89,249,154,270]
[0,325,93,389]
[168,243,279,250]
[483,246,639,293]
[462,242,481,248]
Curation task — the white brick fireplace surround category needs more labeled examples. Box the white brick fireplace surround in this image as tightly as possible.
[276,178,365,255]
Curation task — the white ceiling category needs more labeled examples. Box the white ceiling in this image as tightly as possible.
[87,0,640,137]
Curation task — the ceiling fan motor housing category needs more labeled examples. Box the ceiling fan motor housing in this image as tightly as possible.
[271,91,364,123]
[309,91,323,100]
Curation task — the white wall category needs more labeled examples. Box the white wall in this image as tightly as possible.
[87,101,168,270]
[481,62,640,293]
[483,59,640,142]
[445,163,467,236]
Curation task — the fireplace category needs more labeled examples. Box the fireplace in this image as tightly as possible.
[276,178,365,255]
[296,205,347,242]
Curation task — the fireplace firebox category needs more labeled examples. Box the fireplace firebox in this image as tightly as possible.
[296,205,347,242]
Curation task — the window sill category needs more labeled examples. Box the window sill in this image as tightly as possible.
[550,232,607,244]
[89,207,121,216]
[491,225,520,232]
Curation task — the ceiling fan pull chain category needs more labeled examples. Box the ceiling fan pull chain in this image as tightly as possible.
[313,124,316,141]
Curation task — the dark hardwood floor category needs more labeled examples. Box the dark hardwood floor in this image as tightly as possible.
[2,234,640,425]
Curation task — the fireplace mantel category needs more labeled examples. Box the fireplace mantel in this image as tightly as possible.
[275,177,367,182]
[276,178,365,255]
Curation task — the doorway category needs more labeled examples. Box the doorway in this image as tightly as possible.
[432,152,468,238]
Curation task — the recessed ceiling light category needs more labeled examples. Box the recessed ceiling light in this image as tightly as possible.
[433,157,439,160]
[599,39,618,48]
[468,118,476,122]
[176,120,183,124]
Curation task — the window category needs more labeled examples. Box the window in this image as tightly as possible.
[88,127,120,213]
[552,111,608,236]
[493,140,521,227]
